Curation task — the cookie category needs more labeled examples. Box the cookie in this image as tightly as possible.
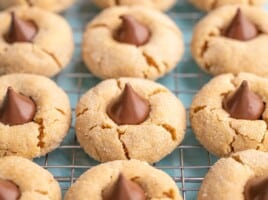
[191,5,268,76]
[0,6,74,77]
[189,0,265,12]
[92,0,176,11]
[0,156,61,200]
[190,72,268,157]
[75,78,186,163]
[198,150,268,200]
[0,0,75,13]
[64,159,182,200]
[0,73,71,159]
[82,6,184,80]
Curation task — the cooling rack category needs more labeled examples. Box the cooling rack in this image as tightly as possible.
[33,0,220,199]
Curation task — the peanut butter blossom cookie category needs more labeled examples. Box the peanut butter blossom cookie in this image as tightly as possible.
[0,6,74,77]
[0,0,75,12]
[92,0,176,11]
[0,156,61,200]
[82,6,184,80]
[76,78,186,163]
[189,0,265,12]
[191,5,268,76]
[64,160,183,200]
[198,150,268,200]
[190,73,268,157]
[0,74,71,159]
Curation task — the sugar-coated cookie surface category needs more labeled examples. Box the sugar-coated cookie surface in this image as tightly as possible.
[82,6,184,80]
[92,0,176,11]
[198,150,268,200]
[190,73,268,157]
[0,74,71,159]
[189,0,265,11]
[76,78,186,163]
[191,5,268,76]
[0,156,61,200]
[0,6,74,77]
[64,159,183,200]
[0,0,75,12]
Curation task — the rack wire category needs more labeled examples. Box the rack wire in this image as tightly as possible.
[33,0,219,199]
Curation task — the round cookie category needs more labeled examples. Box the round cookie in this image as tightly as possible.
[190,72,268,157]
[0,0,75,13]
[75,78,186,163]
[198,150,268,200]
[64,159,182,200]
[92,0,176,11]
[0,156,61,200]
[189,0,265,12]
[0,73,71,159]
[191,5,268,76]
[82,6,184,80]
[0,6,74,77]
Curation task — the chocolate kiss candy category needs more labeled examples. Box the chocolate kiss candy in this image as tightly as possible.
[244,177,268,200]
[0,87,36,126]
[225,8,258,41]
[107,83,150,125]
[115,15,150,46]
[103,174,146,200]
[6,12,37,43]
[223,80,265,120]
[0,179,20,200]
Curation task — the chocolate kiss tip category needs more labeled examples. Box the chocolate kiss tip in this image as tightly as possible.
[6,11,37,43]
[107,83,150,125]
[115,15,150,46]
[223,80,265,120]
[103,173,146,200]
[225,8,258,41]
[0,179,21,200]
[0,87,36,126]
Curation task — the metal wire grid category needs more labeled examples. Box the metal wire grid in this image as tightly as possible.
[33,1,219,199]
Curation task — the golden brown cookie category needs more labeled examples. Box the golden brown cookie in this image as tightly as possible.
[189,0,265,12]
[0,6,74,77]
[75,78,186,163]
[0,73,71,159]
[82,6,184,80]
[0,156,61,200]
[92,0,176,11]
[191,5,268,76]
[190,73,268,157]
[64,159,183,200]
[198,150,268,200]
[0,0,75,12]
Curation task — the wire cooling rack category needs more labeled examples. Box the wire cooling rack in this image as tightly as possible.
[32,0,220,199]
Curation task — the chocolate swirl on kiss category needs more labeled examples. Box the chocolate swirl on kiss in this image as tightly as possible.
[114,15,150,46]
[225,8,258,41]
[5,12,38,43]
[0,87,36,126]
[223,80,265,120]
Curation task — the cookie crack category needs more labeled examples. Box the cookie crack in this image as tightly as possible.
[116,79,123,90]
[41,49,62,69]
[192,105,207,114]
[76,108,89,117]
[24,0,33,6]
[34,189,48,196]
[114,0,120,5]
[142,52,161,73]
[34,118,46,148]
[55,108,66,115]
[89,23,110,30]
[158,124,177,141]
[148,88,168,97]
[117,129,130,159]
